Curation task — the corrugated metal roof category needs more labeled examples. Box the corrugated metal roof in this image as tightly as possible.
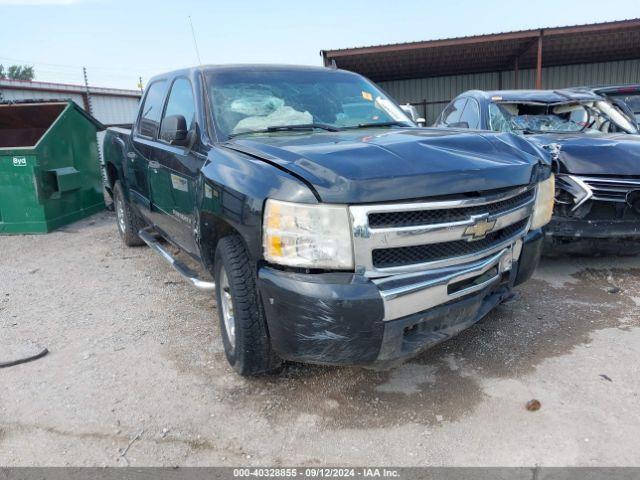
[323,18,640,82]
[0,78,141,97]
[323,18,640,54]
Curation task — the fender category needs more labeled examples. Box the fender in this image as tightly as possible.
[197,145,317,264]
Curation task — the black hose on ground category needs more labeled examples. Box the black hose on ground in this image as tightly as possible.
[0,347,49,368]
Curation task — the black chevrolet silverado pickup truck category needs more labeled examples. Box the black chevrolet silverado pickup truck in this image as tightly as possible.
[103,65,554,376]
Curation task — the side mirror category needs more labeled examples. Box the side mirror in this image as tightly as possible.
[160,114,188,145]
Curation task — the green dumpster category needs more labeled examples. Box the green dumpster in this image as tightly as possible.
[0,100,105,234]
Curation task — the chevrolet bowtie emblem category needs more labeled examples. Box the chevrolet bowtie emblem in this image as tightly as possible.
[463,215,497,240]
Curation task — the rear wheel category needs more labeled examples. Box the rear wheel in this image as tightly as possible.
[113,181,146,247]
[214,235,280,376]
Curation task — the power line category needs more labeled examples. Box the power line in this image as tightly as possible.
[0,55,160,73]
[0,57,147,89]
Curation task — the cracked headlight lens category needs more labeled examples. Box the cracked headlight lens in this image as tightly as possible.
[530,174,555,230]
[263,199,354,269]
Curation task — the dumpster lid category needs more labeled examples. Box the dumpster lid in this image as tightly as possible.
[0,99,105,131]
[0,100,105,149]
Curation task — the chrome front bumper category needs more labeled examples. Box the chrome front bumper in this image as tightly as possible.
[258,231,542,367]
[372,240,523,321]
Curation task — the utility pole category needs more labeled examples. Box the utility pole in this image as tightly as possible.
[138,76,144,93]
[82,66,94,115]
[83,66,109,206]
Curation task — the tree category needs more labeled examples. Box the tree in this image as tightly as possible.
[0,64,35,81]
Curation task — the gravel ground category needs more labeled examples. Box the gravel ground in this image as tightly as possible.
[1,211,639,466]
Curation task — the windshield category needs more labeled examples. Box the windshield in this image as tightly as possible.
[488,100,638,135]
[207,69,413,138]
[607,93,640,121]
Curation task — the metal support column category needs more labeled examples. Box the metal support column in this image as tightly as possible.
[535,31,543,89]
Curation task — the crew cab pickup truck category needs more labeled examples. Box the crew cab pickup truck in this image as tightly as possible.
[103,65,554,376]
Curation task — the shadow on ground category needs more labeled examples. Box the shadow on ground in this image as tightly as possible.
[167,257,640,430]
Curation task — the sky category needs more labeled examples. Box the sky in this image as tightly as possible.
[1,0,640,90]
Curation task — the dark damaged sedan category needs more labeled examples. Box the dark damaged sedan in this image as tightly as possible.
[104,65,553,375]
[435,89,640,254]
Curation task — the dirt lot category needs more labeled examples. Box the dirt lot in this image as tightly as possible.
[1,211,639,466]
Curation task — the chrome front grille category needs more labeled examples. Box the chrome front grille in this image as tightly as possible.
[368,189,534,228]
[579,176,640,203]
[372,219,529,268]
[349,185,535,277]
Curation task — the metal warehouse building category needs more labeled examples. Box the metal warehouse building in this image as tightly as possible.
[322,18,640,124]
[0,79,141,126]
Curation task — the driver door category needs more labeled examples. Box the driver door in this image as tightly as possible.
[147,77,201,256]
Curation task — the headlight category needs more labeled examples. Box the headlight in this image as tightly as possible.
[530,174,555,230]
[263,199,354,269]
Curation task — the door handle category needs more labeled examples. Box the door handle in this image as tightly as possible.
[149,161,161,169]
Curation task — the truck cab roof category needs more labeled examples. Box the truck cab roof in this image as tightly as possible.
[147,64,350,83]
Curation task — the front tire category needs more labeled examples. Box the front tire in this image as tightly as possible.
[214,236,280,376]
[113,181,146,247]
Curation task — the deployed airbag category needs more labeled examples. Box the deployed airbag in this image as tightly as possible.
[233,106,312,133]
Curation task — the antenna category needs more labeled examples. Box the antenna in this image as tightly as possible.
[186,16,215,142]
[188,16,202,65]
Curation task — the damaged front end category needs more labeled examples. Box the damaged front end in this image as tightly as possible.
[259,178,551,368]
[546,173,640,254]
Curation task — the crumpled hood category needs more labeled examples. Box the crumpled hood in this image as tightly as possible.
[225,128,546,203]
[526,133,640,176]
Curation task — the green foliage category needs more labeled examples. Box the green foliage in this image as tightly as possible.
[0,64,35,81]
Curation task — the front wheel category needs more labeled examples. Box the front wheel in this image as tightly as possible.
[214,236,280,376]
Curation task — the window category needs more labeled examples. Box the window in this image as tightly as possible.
[137,80,167,138]
[488,103,514,133]
[608,93,640,121]
[440,98,467,126]
[207,69,412,138]
[459,98,480,129]
[488,100,637,135]
[162,78,196,133]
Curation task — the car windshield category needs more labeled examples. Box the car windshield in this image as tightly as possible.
[207,69,413,138]
[607,93,640,121]
[488,100,638,135]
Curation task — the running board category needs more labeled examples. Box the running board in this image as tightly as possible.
[138,228,216,291]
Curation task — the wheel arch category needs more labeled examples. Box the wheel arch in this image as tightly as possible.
[198,212,248,275]
[104,161,119,196]
[197,147,317,275]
